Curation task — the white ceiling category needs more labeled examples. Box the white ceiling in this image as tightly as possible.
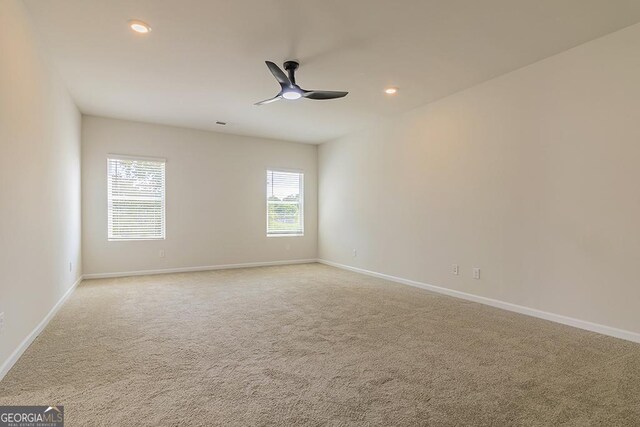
[25,0,640,144]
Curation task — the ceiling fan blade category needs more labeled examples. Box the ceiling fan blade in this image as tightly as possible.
[254,95,282,106]
[303,90,348,100]
[265,61,291,86]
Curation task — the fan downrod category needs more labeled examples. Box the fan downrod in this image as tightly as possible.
[283,61,299,84]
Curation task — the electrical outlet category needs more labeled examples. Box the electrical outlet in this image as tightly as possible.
[473,268,481,280]
[0,312,5,334]
[352,249,357,257]
[285,243,291,251]
[159,250,165,258]
[452,264,459,275]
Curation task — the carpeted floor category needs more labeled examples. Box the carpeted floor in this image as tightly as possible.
[1,263,639,426]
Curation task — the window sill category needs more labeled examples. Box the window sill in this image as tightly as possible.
[108,238,166,242]
[267,234,304,238]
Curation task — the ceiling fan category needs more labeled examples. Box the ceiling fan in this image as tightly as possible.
[255,61,348,105]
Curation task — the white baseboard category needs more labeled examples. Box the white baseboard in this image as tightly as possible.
[83,259,318,279]
[317,259,640,344]
[0,274,84,382]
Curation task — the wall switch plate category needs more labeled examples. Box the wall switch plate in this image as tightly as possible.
[69,262,72,272]
[159,250,165,258]
[473,268,481,280]
[0,312,4,334]
[352,249,357,257]
[452,264,459,275]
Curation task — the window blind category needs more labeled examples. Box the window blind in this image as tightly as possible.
[107,156,166,240]
[267,170,304,236]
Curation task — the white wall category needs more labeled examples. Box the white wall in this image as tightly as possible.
[319,23,640,335]
[0,0,82,373]
[82,116,317,275]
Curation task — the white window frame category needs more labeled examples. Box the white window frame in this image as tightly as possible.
[266,168,304,237]
[107,154,166,241]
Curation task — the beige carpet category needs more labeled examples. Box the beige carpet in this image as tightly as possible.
[1,263,639,426]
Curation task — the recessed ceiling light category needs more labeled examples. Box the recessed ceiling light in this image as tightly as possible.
[128,20,151,34]
[384,87,398,95]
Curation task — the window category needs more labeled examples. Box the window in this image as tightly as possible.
[267,170,304,236]
[107,156,166,240]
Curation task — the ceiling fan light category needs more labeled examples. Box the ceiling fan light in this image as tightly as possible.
[282,91,302,100]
